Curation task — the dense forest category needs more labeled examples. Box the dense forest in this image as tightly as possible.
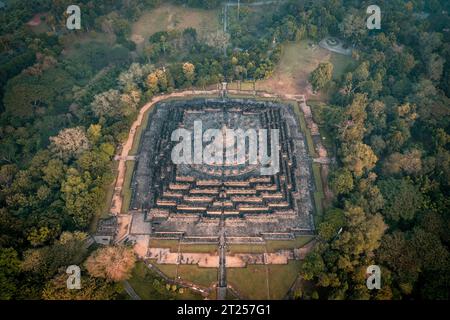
[0,0,449,299]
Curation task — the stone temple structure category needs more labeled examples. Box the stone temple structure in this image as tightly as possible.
[128,98,315,243]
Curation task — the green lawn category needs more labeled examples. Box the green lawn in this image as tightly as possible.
[312,163,325,217]
[179,244,218,254]
[129,106,154,156]
[149,239,180,251]
[121,160,136,213]
[177,265,218,287]
[257,40,353,96]
[127,262,202,300]
[152,262,217,288]
[228,244,266,254]
[228,261,302,300]
[265,236,314,252]
[228,265,269,300]
[268,261,301,299]
[131,4,220,53]
[330,53,354,81]
[153,263,178,279]
[293,102,318,158]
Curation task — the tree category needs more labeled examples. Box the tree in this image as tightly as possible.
[318,208,345,241]
[309,62,333,92]
[339,94,368,143]
[378,178,423,222]
[204,30,230,54]
[61,168,102,228]
[0,248,21,300]
[90,89,122,119]
[182,62,196,85]
[299,251,325,281]
[50,127,90,161]
[382,149,422,176]
[339,11,367,45]
[42,273,118,300]
[330,168,354,195]
[340,142,377,177]
[85,246,136,282]
[87,124,102,145]
[146,72,159,93]
[21,231,89,278]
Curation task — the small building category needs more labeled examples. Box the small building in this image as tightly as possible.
[93,216,118,245]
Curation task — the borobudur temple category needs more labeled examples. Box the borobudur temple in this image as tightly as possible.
[128,98,315,243]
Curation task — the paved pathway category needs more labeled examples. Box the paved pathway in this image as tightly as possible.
[123,280,141,300]
[217,217,227,300]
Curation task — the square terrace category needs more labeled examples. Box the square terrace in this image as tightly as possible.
[128,98,315,241]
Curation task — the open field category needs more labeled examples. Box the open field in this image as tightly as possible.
[128,262,202,300]
[257,40,353,98]
[228,261,303,300]
[177,265,218,287]
[149,239,180,251]
[61,31,116,56]
[152,262,217,288]
[153,263,178,279]
[228,244,266,254]
[179,244,218,254]
[266,236,314,252]
[228,265,269,300]
[268,261,301,299]
[148,239,217,254]
[131,4,220,52]
[121,160,135,213]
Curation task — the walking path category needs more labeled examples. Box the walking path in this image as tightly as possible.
[123,280,141,300]
[110,89,220,215]
[217,218,227,300]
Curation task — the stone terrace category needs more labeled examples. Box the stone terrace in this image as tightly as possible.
[128,98,315,241]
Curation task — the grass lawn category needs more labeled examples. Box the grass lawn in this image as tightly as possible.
[293,102,318,158]
[265,236,314,252]
[268,261,301,299]
[257,40,353,100]
[308,101,336,157]
[177,265,218,287]
[120,160,135,213]
[60,31,116,57]
[179,244,218,254]
[148,239,217,254]
[228,244,266,254]
[228,265,269,300]
[312,163,325,217]
[153,263,178,279]
[149,239,180,252]
[330,53,354,80]
[129,105,155,156]
[128,262,202,300]
[152,262,217,288]
[131,4,220,53]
